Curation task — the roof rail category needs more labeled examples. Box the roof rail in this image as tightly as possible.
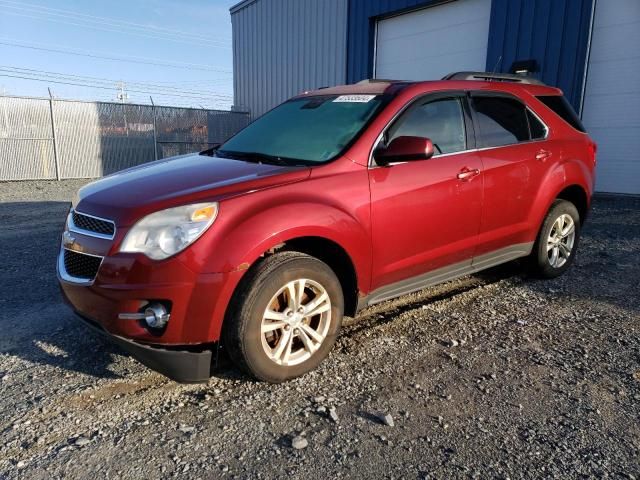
[356,78,400,84]
[442,71,545,85]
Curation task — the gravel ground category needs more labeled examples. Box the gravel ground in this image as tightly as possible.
[1,180,639,479]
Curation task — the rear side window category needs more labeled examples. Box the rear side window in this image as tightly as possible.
[536,95,586,132]
[471,96,530,147]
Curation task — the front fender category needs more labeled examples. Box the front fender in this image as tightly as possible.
[196,199,372,342]
[196,190,372,285]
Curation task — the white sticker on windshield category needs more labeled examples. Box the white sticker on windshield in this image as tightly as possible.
[333,94,376,103]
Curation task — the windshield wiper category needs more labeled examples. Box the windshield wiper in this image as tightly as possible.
[199,144,221,156]
[216,150,309,166]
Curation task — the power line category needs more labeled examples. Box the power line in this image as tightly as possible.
[0,3,231,48]
[0,39,232,73]
[0,0,231,44]
[0,65,233,98]
[1,11,230,48]
[0,0,229,44]
[0,73,233,102]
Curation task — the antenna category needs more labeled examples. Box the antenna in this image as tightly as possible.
[491,55,503,74]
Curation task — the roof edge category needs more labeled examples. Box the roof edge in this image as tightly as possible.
[230,0,258,14]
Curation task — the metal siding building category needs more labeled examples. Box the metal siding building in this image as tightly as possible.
[230,0,348,118]
[347,0,593,111]
[231,0,640,194]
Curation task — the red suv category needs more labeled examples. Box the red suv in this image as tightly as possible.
[58,72,596,383]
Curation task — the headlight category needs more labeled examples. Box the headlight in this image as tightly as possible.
[119,203,218,260]
[71,191,80,209]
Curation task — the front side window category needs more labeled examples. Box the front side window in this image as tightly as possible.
[472,96,530,147]
[385,97,467,155]
[218,94,384,164]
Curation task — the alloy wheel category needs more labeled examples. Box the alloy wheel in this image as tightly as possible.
[260,278,332,366]
[547,213,576,268]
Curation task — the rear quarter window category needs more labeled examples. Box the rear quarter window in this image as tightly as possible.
[527,110,547,140]
[536,95,586,133]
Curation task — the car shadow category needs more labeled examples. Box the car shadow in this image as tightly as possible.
[0,201,124,380]
[1,196,637,381]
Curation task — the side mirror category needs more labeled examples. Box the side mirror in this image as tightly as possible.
[374,136,435,166]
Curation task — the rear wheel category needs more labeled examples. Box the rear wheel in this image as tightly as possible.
[223,252,343,382]
[529,199,581,278]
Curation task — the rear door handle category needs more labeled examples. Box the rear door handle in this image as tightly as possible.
[536,149,552,161]
[457,167,480,181]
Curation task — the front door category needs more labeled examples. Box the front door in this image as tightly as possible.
[368,94,483,292]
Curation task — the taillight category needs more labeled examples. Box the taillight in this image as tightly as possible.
[588,141,597,165]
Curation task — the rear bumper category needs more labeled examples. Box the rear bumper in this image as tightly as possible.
[76,312,214,383]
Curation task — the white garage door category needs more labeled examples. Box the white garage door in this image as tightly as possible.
[582,0,640,194]
[374,0,492,81]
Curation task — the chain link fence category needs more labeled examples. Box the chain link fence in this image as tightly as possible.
[0,95,250,181]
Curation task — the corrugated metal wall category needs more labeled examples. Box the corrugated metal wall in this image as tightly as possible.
[231,0,349,118]
[486,0,594,111]
[346,0,593,110]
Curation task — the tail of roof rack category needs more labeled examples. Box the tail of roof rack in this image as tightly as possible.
[356,79,400,84]
[442,71,545,85]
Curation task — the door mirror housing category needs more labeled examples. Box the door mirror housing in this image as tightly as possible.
[374,136,435,166]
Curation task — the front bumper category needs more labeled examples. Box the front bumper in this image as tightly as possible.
[56,216,246,381]
[75,313,214,383]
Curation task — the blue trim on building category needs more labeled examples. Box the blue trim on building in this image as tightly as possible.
[346,0,594,110]
[486,0,594,109]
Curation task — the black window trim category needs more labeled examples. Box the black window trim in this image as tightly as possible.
[535,94,586,133]
[368,90,477,168]
[468,91,550,151]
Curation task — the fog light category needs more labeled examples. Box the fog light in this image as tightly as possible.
[118,303,170,329]
[144,304,170,329]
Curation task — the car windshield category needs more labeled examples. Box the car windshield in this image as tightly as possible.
[217,94,384,164]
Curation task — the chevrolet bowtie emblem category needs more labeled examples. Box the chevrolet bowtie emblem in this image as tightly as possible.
[62,231,76,248]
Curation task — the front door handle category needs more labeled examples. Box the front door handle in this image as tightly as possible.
[457,167,480,181]
[536,149,552,161]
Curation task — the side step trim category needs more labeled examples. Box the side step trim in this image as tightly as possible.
[358,242,533,310]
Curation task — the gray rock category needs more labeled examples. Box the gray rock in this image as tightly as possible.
[328,407,339,423]
[380,413,395,427]
[74,436,90,447]
[291,436,308,450]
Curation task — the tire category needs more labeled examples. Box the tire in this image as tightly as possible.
[529,199,581,278]
[222,251,344,383]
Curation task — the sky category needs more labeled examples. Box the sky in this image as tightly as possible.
[0,0,238,109]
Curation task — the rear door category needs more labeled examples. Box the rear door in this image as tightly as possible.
[368,93,483,291]
[469,92,551,258]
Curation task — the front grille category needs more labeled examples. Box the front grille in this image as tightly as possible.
[63,249,102,280]
[72,211,115,237]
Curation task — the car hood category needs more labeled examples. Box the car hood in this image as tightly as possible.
[75,153,311,226]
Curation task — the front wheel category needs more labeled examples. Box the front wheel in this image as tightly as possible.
[529,199,581,278]
[223,252,344,382]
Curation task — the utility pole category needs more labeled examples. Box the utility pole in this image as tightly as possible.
[48,87,61,180]
[150,96,158,161]
[116,81,128,103]
[116,81,129,136]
